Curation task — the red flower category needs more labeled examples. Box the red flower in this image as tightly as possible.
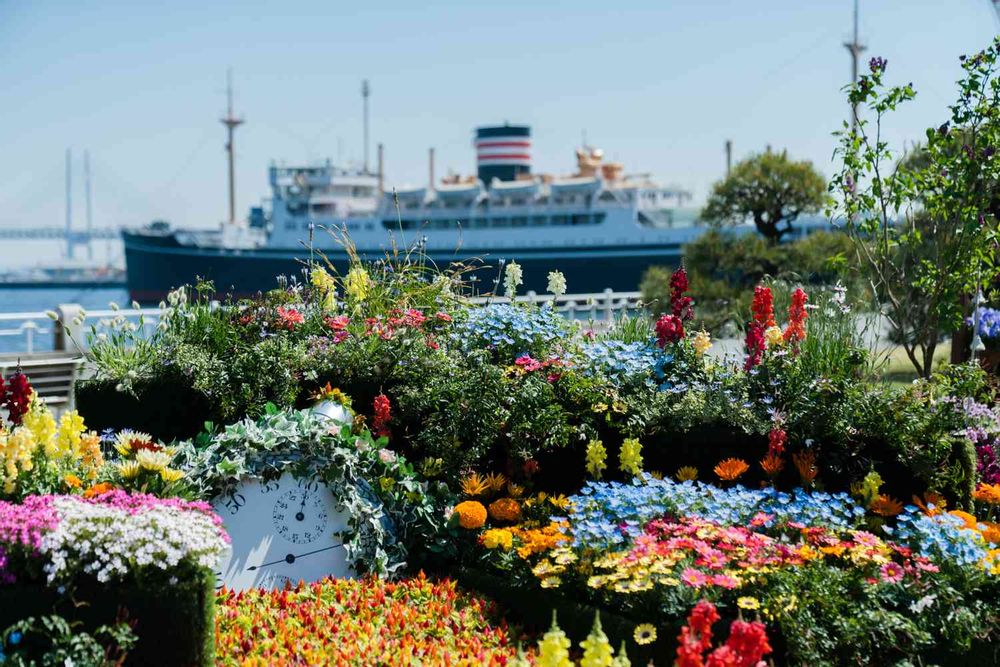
[4,370,32,426]
[325,315,350,331]
[783,287,808,344]
[655,314,685,347]
[722,620,772,667]
[767,428,787,457]
[670,267,695,321]
[751,286,776,328]
[522,459,540,477]
[515,355,542,372]
[276,306,305,330]
[372,394,392,438]
[676,600,772,667]
[743,322,766,370]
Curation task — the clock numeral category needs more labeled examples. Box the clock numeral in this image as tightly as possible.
[297,478,319,492]
[225,492,246,515]
[261,480,280,494]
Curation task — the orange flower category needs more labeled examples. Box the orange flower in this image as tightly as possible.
[714,458,750,482]
[488,497,521,523]
[484,472,507,494]
[973,483,1000,505]
[792,450,818,484]
[509,521,571,558]
[63,474,83,490]
[454,501,487,529]
[760,454,784,478]
[460,473,490,498]
[912,492,947,516]
[982,522,1000,545]
[870,494,903,517]
[82,482,114,499]
[949,510,979,530]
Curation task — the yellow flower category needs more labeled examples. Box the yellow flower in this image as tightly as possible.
[647,470,664,480]
[379,476,395,492]
[56,410,86,457]
[537,613,572,667]
[136,449,172,472]
[460,472,490,498]
[118,461,141,480]
[310,267,337,309]
[113,430,155,457]
[547,494,571,510]
[343,266,372,304]
[480,528,514,551]
[160,468,184,483]
[592,402,609,414]
[586,439,607,479]
[633,623,657,645]
[764,325,784,348]
[692,330,712,356]
[79,431,104,478]
[737,596,761,610]
[64,473,83,489]
[619,438,643,477]
[675,466,698,482]
[506,482,525,498]
[454,501,487,529]
[580,614,614,667]
[484,472,507,493]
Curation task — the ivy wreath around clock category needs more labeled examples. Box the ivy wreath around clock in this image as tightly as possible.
[175,405,447,575]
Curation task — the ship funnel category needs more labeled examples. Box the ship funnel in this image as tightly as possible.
[475,124,531,183]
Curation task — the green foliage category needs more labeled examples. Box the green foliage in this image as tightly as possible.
[831,42,1000,377]
[0,615,136,667]
[702,149,827,242]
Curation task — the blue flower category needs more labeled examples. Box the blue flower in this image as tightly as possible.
[7,632,20,646]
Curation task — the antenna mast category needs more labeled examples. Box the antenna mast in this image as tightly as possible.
[84,149,93,261]
[65,148,73,260]
[221,69,244,225]
[844,0,867,132]
[362,79,371,173]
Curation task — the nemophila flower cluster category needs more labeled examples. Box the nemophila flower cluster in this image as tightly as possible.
[577,340,658,386]
[215,574,526,666]
[888,507,1000,573]
[457,303,573,359]
[567,479,865,550]
[0,491,228,585]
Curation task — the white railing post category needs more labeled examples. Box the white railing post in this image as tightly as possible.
[54,304,83,352]
[603,288,614,322]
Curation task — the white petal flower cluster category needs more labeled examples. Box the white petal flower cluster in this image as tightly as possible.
[40,497,228,584]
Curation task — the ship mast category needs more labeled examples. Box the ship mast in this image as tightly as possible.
[844,0,866,132]
[221,69,244,225]
[362,79,371,173]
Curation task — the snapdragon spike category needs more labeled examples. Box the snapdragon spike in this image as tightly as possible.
[372,394,392,438]
[751,286,776,328]
[743,323,766,370]
[670,267,695,321]
[656,314,686,347]
[783,287,809,344]
[4,370,33,426]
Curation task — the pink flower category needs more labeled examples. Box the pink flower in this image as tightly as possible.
[880,562,904,583]
[514,355,543,372]
[325,315,350,331]
[681,567,709,588]
[435,312,453,323]
[276,306,305,329]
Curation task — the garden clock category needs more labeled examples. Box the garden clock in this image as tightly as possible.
[212,472,355,591]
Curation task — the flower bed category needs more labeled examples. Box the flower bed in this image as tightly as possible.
[0,491,228,665]
[215,574,527,666]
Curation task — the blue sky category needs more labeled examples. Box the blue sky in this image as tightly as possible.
[0,0,997,233]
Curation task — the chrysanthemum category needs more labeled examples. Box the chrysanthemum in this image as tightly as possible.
[675,466,698,482]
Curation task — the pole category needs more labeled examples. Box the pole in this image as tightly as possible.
[220,69,244,225]
[84,149,93,261]
[65,148,73,260]
[362,79,371,173]
[377,143,384,195]
[724,140,732,176]
[844,0,866,132]
[429,147,435,191]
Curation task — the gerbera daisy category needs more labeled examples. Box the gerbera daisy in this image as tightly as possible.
[633,623,657,645]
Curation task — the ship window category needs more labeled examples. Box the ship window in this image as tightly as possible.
[472,218,488,228]
[511,216,528,227]
[593,213,606,225]
[552,214,569,226]
[572,214,590,226]
[491,217,509,227]
[598,191,616,202]
[531,215,548,226]
[435,219,450,230]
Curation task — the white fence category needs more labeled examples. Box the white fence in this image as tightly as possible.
[0,291,645,356]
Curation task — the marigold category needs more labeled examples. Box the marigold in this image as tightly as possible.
[63,473,82,489]
[714,458,749,482]
[792,450,818,484]
[460,473,490,498]
[488,497,522,523]
[454,501,487,529]
[480,528,514,551]
[974,483,1000,505]
[949,510,979,530]
[676,466,698,482]
[870,494,903,517]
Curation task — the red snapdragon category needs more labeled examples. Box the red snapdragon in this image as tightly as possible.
[743,323,766,371]
[670,267,695,321]
[4,370,32,426]
[751,285,776,328]
[372,394,392,438]
[676,600,772,667]
[656,314,686,347]
[783,287,809,344]
[767,428,787,457]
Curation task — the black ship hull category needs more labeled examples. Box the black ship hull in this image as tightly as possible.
[123,230,682,303]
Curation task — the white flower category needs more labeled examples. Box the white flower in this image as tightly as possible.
[546,270,567,297]
[503,261,523,299]
[378,448,397,464]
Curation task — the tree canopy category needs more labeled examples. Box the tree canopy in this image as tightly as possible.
[701,150,827,243]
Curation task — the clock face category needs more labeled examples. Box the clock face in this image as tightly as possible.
[211,472,355,591]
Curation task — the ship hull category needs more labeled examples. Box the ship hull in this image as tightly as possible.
[123,230,681,302]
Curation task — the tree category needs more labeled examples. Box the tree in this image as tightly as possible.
[831,43,1000,378]
[701,149,827,243]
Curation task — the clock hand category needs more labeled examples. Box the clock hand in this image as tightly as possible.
[246,543,344,571]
